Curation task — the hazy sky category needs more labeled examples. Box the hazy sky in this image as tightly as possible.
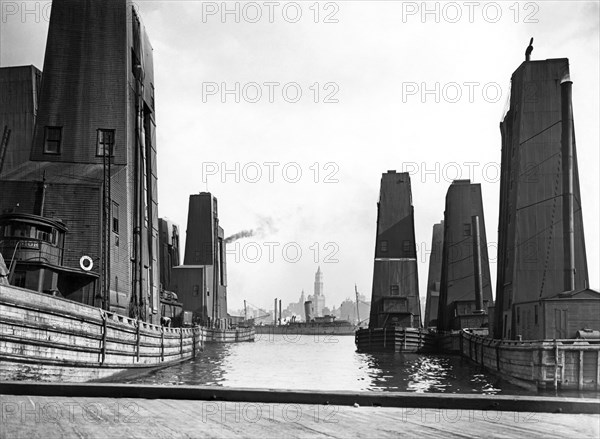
[2,1,599,314]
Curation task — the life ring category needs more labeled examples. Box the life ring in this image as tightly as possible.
[80,255,94,271]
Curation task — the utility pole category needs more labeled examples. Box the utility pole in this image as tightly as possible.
[355,284,360,324]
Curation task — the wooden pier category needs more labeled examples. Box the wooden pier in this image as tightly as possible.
[1,382,598,438]
[459,331,600,391]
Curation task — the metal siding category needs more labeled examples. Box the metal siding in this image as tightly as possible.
[437,181,493,332]
[495,59,589,339]
[30,0,128,165]
[369,172,420,328]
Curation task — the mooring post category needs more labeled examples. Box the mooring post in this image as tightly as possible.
[554,339,559,390]
[160,327,164,361]
[101,312,107,364]
[192,329,196,358]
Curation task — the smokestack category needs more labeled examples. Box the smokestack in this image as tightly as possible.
[39,173,48,217]
[279,299,282,325]
[561,80,576,293]
[274,298,278,325]
[304,300,313,322]
[471,215,485,313]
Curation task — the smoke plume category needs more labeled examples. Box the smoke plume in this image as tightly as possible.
[225,216,278,244]
[224,229,254,244]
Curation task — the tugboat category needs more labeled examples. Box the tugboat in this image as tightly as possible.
[0,212,205,382]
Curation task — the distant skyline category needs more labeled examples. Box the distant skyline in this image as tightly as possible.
[2,1,598,312]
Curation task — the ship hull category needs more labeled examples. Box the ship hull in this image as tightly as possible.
[0,284,206,383]
[440,330,600,391]
[254,324,357,336]
[355,327,436,353]
[205,327,255,343]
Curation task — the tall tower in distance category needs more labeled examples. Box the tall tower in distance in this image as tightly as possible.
[313,266,325,317]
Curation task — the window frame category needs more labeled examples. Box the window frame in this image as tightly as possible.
[97,129,116,157]
[112,201,120,235]
[43,126,62,155]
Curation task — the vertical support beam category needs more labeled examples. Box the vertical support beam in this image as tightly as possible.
[192,329,196,358]
[561,80,575,293]
[101,312,107,364]
[596,350,600,391]
[160,328,164,361]
[554,340,559,389]
[102,143,111,311]
[471,215,485,313]
[495,343,501,371]
[578,350,584,391]
[136,319,140,362]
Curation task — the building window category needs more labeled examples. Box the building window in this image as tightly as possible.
[390,285,399,296]
[403,240,411,253]
[463,223,471,236]
[97,129,115,157]
[112,201,119,234]
[380,240,388,252]
[44,126,62,154]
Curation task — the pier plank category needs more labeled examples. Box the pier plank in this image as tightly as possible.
[0,394,598,439]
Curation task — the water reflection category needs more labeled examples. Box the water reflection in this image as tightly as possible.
[354,351,507,394]
[124,335,526,395]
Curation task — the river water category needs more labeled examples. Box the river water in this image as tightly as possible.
[123,334,545,395]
